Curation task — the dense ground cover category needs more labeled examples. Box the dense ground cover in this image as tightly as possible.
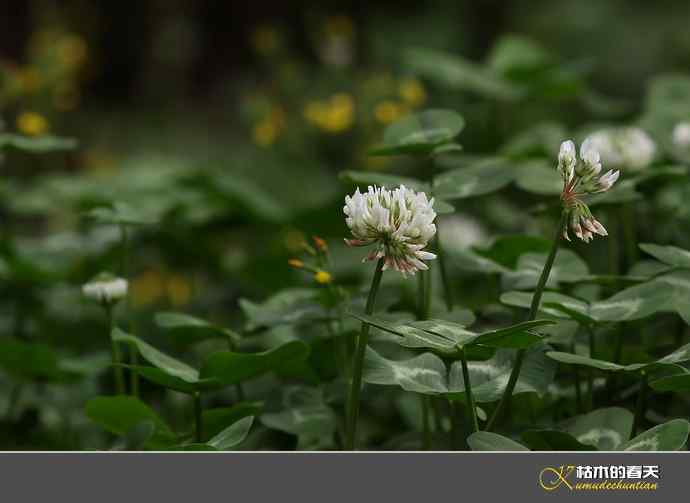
[2,2,690,451]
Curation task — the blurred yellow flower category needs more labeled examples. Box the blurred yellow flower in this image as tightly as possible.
[57,35,88,68]
[399,78,426,107]
[167,275,193,307]
[252,106,286,147]
[304,93,354,133]
[314,270,332,284]
[131,270,166,307]
[374,100,405,124]
[16,112,49,136]
[253,120,278,147]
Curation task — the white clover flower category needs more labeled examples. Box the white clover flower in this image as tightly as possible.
[584,127,655,172]
[672,122,690,148]
[579,138,602,176]
[558,140,576,183]
[344,185,437,275]
[557,139,619,243]
[83,273,128,305]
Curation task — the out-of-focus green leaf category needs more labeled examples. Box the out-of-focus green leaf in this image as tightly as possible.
[207,416,254,450]
[155,311,240,346]
[239,288,329,331]
[467,431,529,451]
[403,47,521,101]
[84,201,158,226]
[618,419,690,451]
[639,243,690,269]
[203,403,264,439]
[433,157,514,200]
[85,396,176,449]
[561,407,633,450]
[200,340,311,386]
[369,109,465,156]
[547,342,690,374]
[521,430,593,451]
[0,133,77,152]
[338,170,427,192]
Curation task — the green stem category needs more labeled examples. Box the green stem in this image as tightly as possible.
[631,373,648,439]
[421,395,431,450]
[129,347,139,397]
[436,225,454,312]
[120,224,139,398]
[194,391,203,443]
[344,258,385,450]
[486,212,566,431]
[106,305,125,395]
[226,337,246,402]
[460,348,479,433]
[587,326,596,410]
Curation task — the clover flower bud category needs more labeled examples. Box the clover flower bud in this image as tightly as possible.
[673,122,690,148]
[578,138,602,176]
[558,140,577,183]
[344,185,437,275]
[83,273,128,306]
[595,169,620,193]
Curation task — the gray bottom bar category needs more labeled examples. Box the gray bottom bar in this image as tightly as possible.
[1,452,685,501]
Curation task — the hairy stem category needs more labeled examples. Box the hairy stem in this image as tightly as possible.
[486,212,566,431]
[106,305,125,395]
[460,348,479,433]
[345,258,384,450]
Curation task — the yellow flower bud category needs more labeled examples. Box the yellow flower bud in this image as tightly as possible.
[314,270,332,284]
[17,112,49,136]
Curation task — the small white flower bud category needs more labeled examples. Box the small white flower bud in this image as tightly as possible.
[83,273,128,305]
[579,138,602,176]
[673,122,690,148]
[558,140,577,182]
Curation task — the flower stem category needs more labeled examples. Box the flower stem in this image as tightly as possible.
[436,224,454,312]
[345,258,384,450]
[460,347,479,433]
[105,305,125,395]
[194,391,203,443]
[486,212,566,431]
[631,372,648,439]
[120,224,139,398]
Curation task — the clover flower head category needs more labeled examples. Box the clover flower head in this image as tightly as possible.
[344,185,437,275]
[557,139,619,243]
[584,127,655,171]
[82,272,128,305]
[673,122,690,148]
